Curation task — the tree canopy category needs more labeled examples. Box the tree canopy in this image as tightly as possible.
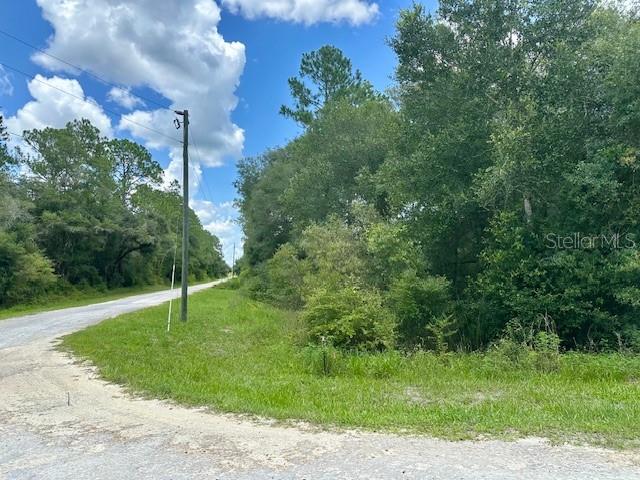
[280,45,376,126]
[0,119,228,306]
[236,2,640,352]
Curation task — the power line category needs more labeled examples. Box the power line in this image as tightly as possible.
[0,28,173,112]
[0,61,182,145]
[7,131,24,140]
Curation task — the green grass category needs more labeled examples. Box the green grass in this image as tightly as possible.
[62,288,640,448]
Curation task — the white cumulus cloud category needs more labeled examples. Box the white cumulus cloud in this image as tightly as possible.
[32,0,246,259]
[191,199,243,265]
[107,86,144,110]
[6,75,112,137]
[33,0,245,172]
[221,0,379,25]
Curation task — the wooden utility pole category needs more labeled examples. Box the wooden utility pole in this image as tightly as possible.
[175,109,189,322]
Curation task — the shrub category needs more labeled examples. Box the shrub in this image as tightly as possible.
[264,243,308,309]
[302,285,396,351]
[0,232,57,305]
[300,217,368,290]
[240,264,269,299]
[241,243,308,310]
[220,276,241,290]
[386,271,452,347]
[471,212,640,351]
[533,330,561,372]
[485,318,561,372]
[620,327,640,353]
[8,252,57,302]
[425,314,458,354]
[364,219,420,290]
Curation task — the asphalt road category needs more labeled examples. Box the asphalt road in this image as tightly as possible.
[1,281,639,479]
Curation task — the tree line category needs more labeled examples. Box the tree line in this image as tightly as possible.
[235,0,640,352]
[0,117,228,306]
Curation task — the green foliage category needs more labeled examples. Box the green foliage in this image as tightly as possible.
[425,314,458,355]
[0,231,57,304]
[219,275,241,290]
[534,331,562,373]
[300,217,369,289]
[472,212,640,349]
[235,2,640,352]
[303,286,396,352]
[0,119,227,306]
[234,150,295,265]
[280,45,376,126]
[242,243,308,309]
[282,100,398,229]
[9,252,57,302]
[108,138,163,206]
[386,272,452,347]
[487,319,561,373]
[302,344,344,376]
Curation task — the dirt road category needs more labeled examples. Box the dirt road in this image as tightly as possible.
[1,282,639,479]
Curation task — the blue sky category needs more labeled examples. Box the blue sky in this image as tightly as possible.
[0,0,436,263]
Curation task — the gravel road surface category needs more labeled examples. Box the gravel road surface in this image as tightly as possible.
[1,281,639,479]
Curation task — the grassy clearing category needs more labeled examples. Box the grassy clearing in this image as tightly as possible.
[62,288,640,448]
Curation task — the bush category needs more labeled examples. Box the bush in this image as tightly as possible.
[620,327,640,353]
[242,243,308,310]
[533,331,561,372]
[386,271,452,347]
[425,314,458,354]
[485,318,561,372]
[0,232,57,306]
[302,285,396,351]
[471,212,640,351]
[300,218,368,290]
[220,276,241,290]
[8,252,57,303]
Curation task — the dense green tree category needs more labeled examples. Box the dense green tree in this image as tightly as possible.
[385,1,639,348]
[0,118,227,306]
[108,139,163,207]
[22,120,122,284]
[238,47,395,268]
[237,3,640,351]
[235,149,296,265]
[236,98,397,266]
[280,45,376,126]
[0,115,57,304]
[282,98,398,229]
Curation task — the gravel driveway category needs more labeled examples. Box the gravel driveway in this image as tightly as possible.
[1,282,639,479]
